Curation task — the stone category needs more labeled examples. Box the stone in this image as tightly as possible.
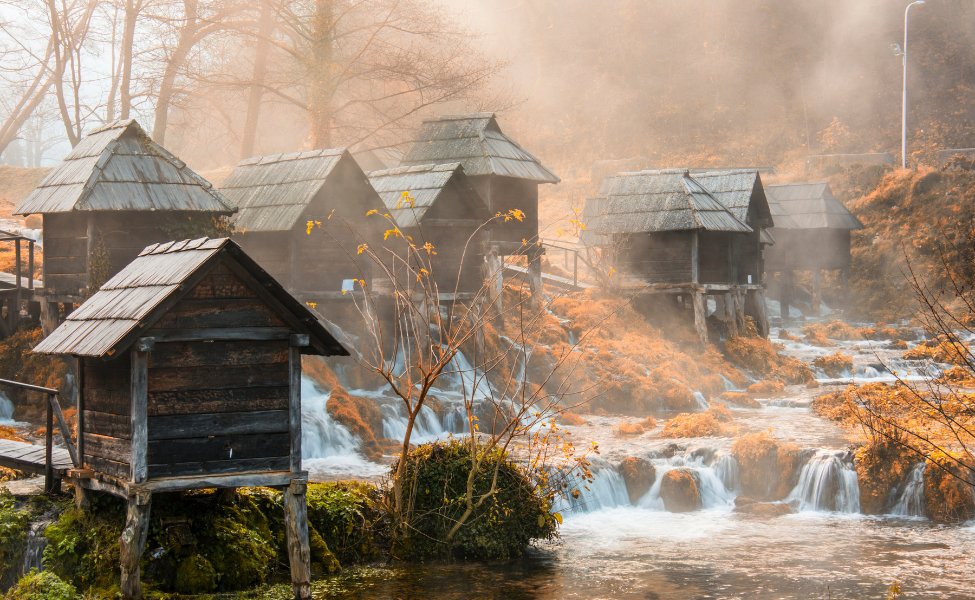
[659,469,701,512]
[618,457,656,504]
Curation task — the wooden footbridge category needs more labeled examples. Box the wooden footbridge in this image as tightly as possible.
[0,378,78,493]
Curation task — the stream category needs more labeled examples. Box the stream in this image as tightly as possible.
[297,318,975,599]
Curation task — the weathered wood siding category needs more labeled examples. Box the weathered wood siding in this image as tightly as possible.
[732,231,763,285]
[42,213,88,299]
[619,232,693,284]
[233,158,385,297]
[81,357,132,479]
[471,175,538,249]
[765,229,852,272]
[698,232,734,285]
[144,260,292,478]
[411,185,486,294]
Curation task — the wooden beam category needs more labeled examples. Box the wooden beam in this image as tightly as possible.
[692,290,708,345]
[141,328,292,344]
[691,231,699,284]
[283,478,312,599]
[288,346,301,475]
[130,350,148,484]
[120,491,151,600]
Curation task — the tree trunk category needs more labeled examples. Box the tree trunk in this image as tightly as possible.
[119,0,139,120]
[240,0,275,159]
[308,0,334,148]
[152,0,199,144]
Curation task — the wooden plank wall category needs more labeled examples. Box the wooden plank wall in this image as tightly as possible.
[621,232,693,284]
[732,232,762,284]
[145,261,292,478]
[472,176,538,248]
[82,357,132,479]
[698,232,734,285]
[42,213,88,298]
[235,232,291,287]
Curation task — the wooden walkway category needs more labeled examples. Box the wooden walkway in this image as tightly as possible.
[0,438,73,476]
[504,264,594,292]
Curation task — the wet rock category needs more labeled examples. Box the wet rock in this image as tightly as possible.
[733,496,794,517]
[731,432,804,501]
[650,443,685,459]
[659,469,701,512]
[618,457,656,504]
[923,459,975,523]
[854,440,915,515]
[473,401,516,436]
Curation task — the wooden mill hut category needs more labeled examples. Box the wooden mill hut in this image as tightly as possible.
[34,237,347,599]
[220,149,388,305]
[367,163,490,299]
[400,113,559,296]
[14,120,235,331]
[583,170,756,342]
[764,182,864,317]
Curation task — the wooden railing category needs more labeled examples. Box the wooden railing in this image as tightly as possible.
[0,378,78,492]
[540,238,588,288]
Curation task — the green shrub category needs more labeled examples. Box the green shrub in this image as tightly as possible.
[4,570,77,600]
[0,491,30,583]
[392,440,558,561]
[42,495,123,595]
[306,482,384,566]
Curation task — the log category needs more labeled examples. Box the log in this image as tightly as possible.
[723,292,738,338]
[692,291,708,345]
[119,492,151,599]
[283,479,312,600]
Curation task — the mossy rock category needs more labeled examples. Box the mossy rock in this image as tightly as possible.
[174,554,217,595]
[4,570,78,600]
[306,482,383,565]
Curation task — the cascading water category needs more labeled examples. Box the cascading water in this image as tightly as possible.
[891,463,926,517]
[787,450,860,513]
[0,392,13,421]
[19,518,51,575]
[692,391,709,410]
[714,454,740,493]
[558,464,631,513]
[300,377,386,477]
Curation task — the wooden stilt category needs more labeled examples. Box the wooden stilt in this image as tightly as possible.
[692,291,708,345]
[781,271,793,321]
[733,289,746,332]
[527,251,543,304]
[283,479,312,600]
[40,300,59,336]
[723,292,738,338]
[483,249,504,320]
[745,289,770,337]
[811,270,822,317]
[120,491,152,599]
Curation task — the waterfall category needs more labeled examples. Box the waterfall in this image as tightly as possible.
[0,392,13,421]
[380,403,446,443]
[788,450,860,513]
[558,464,630,514]
[891,463,926,517]
[19,518,50,575]
[693,391,709,410]
[714,454,741,493]
[301,378,361,459]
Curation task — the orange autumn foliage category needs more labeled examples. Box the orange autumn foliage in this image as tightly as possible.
[812,352,854,378]
[615,416,657,436]
[723,336,813,385]
[659,407,734,438]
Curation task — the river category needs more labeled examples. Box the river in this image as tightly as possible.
[299,322,975,599]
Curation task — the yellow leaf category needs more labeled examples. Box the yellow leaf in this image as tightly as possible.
[366,209,379,216]
[305,301,318,309]
[357,243,368,255]
[553,512,563,525]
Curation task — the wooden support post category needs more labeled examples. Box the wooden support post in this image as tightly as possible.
[283,479,312,600]
[811,269,822,317]
[723,292,738,338]
[27,241,34,290]
[120,491,152,600]
[528,250,543,303]
[44,396,54,493]
[130,347,149,484]
[734,289,746,333]
[691,231,700,284]
[40,301,59,336]
[753,289,770,337]
[288,344,302,474]
[781,271,793,321]
[13,239,21,330]
[483,249,503,320]
[692,290,708,345]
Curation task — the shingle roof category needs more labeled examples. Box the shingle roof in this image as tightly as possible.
[34,237,347,358]
[367,163,489,229]
[583,170,752,236]
[688,169,773,228]
[220,148,351,232]
[15,120,234,215]
[765,182,864,230]
[401,113,560,183]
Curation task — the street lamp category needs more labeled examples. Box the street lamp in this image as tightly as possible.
[901,0,925,169]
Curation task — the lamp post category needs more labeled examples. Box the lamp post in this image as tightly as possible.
[902,0,925,169]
